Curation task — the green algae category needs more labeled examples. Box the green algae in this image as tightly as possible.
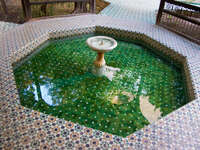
[13,35,188,137]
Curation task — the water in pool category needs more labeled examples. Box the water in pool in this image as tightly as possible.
[13,35,188,137]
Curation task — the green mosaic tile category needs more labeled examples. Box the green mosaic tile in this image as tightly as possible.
[13,34,188,137]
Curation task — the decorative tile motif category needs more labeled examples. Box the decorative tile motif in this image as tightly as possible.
[49,27,95,39]
[0,21,18,34]
[0,14,200,149]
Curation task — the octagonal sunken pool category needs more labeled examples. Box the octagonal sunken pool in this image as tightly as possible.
[13,34,188,137]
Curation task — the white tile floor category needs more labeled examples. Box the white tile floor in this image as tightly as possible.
[100,0,161,24]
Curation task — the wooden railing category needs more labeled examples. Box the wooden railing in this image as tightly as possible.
[0,0,8,14]
[21,0,96,20]
[156,0,200,44]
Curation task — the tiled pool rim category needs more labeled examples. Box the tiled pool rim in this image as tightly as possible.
[1,15,200,149]
[11,26,195,103]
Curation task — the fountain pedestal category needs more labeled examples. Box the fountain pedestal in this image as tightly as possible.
[94,52,105,67]
[86,36,120,81]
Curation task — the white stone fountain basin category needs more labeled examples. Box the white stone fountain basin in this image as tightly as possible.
[86,36,117,52]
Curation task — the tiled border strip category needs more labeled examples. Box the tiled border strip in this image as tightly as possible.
[49,27,96,40]
[11,34,49,65]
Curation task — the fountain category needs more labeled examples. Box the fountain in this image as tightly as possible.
[86,36,120,81]
[13,34,188,137]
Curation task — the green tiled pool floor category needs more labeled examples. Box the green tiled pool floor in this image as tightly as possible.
[13,35,188,137]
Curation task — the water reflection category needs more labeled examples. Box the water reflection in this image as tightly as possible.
[28,81,62,106]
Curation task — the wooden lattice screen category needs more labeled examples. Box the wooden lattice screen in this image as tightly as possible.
[156,0,200,45]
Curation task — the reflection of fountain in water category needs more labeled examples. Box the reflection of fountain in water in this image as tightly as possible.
[92,65,120,81]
